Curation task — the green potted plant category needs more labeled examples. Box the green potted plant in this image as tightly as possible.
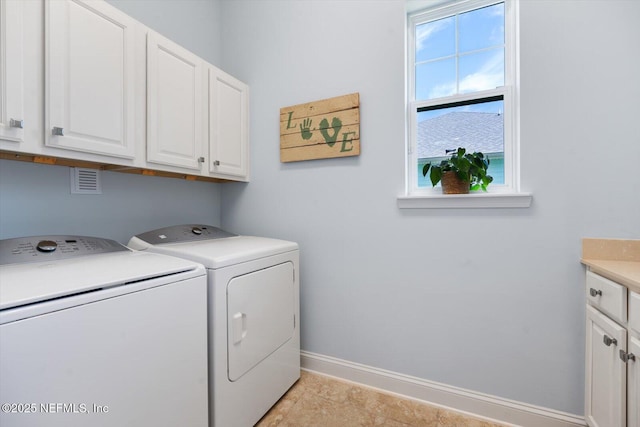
[422,147,493,194]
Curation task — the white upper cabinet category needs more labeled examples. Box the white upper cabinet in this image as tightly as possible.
[0,0,25,144]
[146,31,205,171]
[0,0,249,181]
[45,0,137,159]
[208,66,249,180]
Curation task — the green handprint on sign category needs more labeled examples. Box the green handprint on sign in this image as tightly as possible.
[299,118,313,140]
[319,117,342,147]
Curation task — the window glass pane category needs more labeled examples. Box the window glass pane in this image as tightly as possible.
[415,16,455,63]
[416,99,504,187]
[416,57,456,101]
[458,3,505,53]
[458,48,504,93]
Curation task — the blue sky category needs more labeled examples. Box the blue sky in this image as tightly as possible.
[415,3,505,102]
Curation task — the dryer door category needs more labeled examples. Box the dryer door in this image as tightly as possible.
[227,262,295,381]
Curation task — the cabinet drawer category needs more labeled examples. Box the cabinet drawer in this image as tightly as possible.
[586,271,627,324]
[630,291,640,335]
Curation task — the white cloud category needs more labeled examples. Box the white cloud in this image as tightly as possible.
[415,19,451,53]
[489,4,504,17]
[426,50,503,99]
[428,81,456,99]
[459,51,504,93]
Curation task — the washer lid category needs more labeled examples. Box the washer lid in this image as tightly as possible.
[129,235,298,269]
[0,250,204,310]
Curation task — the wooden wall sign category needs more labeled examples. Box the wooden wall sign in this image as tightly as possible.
[280,93,360,162]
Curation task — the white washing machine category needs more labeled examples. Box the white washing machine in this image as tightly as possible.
[128,225,300,427]
[0,235,209,427]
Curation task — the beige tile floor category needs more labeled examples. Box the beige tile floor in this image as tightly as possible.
[256,371,509,427]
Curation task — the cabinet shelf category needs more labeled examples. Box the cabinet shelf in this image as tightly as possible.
[0,150,231,183]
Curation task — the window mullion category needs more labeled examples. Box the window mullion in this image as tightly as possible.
[455,13,459,95]
[415,53,457,67]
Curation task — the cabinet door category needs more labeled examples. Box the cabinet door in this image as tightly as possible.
[585,305,627,427]
[629,336,640,427]
[46,0,137,158]
[147,31,204,171]
[208,66,249,179]
[630,291,640,336]
[0,0,25,144]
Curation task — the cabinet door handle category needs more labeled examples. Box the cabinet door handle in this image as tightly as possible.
[52,127,64,136]
[603,335,617,347]
[198,157,205,163]
[10,118,24,128]
[589,288,602,297]
[620,350,636,363]
[213,160,220,166]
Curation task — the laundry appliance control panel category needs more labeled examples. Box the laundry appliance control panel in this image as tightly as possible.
[132,224,237,245]
[0,236,128,265]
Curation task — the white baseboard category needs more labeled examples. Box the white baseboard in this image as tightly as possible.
[300,351,586,427]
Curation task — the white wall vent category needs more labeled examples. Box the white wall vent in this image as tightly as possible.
[70,167,102,194]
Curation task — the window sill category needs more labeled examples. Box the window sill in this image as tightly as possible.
[397,192,533,209]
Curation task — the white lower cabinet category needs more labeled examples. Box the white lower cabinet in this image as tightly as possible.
[585,272,640,427]
[586,305,627,427]
[629,335,640,427]
[629,290,640,427]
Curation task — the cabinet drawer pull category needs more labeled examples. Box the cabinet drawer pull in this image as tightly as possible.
[10,118,24,128]
[620,350,636,363]
[52,127,64,136]
[213,160,220,166]
[589,288,602,297]
[603,335,617,347]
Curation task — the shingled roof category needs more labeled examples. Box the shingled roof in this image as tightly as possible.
[417,111,503,159]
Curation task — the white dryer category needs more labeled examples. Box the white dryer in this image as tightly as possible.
[128,225,300,427]
[0,235,209,427]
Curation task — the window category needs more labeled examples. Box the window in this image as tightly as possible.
[403,0,528,207]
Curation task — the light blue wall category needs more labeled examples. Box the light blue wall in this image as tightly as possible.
[107,0,222,66]
[0,160,221,243]
[219,0,640,415]
[2,0,639,417]
[0,0,224,244]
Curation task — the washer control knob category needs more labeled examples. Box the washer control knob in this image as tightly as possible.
[36,240,58,253]
[191,227,203,235]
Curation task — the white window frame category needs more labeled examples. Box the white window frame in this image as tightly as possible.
[399,0,531,209]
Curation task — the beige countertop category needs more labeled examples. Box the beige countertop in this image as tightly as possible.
[581,238,640,294]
